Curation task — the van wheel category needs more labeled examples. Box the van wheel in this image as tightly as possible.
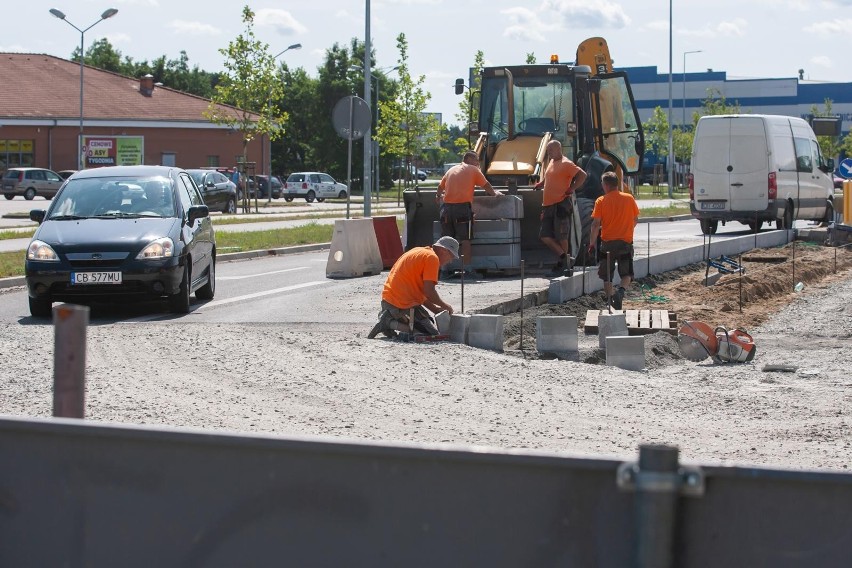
[699,219,718,235]
[823,199,835,225]
[747,221,762,233]
[305,190,316,203]
[24,188,36,200]
[779,205,794,230]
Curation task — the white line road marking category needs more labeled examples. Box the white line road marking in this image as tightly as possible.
[199,280,333,310]
[217,267,308,280]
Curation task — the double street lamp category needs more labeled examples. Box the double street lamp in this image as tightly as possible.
[50,7,119,169]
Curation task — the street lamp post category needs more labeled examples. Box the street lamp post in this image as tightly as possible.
[682,50,702,127]
[266,43,301,203]
[49,7,118,170]
[666,0,674,198]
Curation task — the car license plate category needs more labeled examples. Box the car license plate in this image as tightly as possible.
[71,271,122,285]
[700,202,726,210]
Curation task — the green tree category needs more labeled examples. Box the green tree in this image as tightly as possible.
[375,33,437,191]
[525,52,536,64]
[811,99,841,162]
[204,6,288,183]
[455,50,484,129]
[643,106,670,159]
[841,132,852,161]
[76,38,122,72]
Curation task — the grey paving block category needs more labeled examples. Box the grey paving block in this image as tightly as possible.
[468,314,504,352]
[606,335,646,371]
[598,312,628,349]
[449,314,471,344]
[536,316,578,353]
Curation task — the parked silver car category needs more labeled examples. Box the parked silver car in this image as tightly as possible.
[3,167,64,200]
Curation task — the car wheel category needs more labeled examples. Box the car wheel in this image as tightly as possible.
[823,199,835,225]
[338,190,347,199]
[3,194,13,200]
[169,263,191,314]
[306,190,316,203]
[28,295,52,318]
[224,197,236,214]
[196,257,216,300]
[24,188,36,201]
[284,197,294,202]
[316,198,325,203]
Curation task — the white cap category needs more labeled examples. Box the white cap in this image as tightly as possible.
[433,236,460,259]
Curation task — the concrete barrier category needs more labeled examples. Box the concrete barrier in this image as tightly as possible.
[598,312,628,349]
[325,219,384,278]
[449,313,471,344]
[606,335,646,371]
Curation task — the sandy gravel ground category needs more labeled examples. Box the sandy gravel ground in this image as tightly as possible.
[1,245,850,473]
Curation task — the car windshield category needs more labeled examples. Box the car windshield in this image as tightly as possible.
[47,176,176,220]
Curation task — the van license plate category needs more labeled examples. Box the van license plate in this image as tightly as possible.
[71,272,122,285]
[700,202,726,210]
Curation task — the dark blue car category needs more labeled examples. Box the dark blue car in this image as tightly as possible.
[25,165,216,317]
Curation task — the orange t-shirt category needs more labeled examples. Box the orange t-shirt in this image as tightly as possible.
[439,163,488,204]
[381,246,440,309]
[542,157,582,206]
[591,190,640,243]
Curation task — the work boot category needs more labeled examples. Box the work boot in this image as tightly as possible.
[368,310,393,339]
[612,287,625,311]
[549,260,564,275]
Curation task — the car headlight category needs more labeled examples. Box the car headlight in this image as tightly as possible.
[136,237,174,260]
[27,240,59,261]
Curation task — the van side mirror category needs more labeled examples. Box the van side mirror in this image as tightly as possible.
[825,157,835,172]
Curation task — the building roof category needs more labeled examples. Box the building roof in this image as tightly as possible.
[0,53,253,123]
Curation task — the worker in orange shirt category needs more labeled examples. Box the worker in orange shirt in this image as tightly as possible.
[436,151,503,275]
[589,171,640,310]
[535,140,587,276]
[367,236,459,339]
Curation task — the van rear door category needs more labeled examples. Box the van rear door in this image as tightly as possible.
[728,117,769,212]
[692,116,768,213]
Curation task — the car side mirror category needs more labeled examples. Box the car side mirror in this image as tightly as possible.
[187,204,209,226]
[30,210,46,224]
[825,158,835,172]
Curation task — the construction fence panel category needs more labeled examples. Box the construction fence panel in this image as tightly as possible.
[2,416,852,567]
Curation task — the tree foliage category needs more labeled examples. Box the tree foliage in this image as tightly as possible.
[375,33,437,187]
[204,6,288,166]
[810,99,842,161]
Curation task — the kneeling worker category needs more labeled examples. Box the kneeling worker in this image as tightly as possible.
[368,236,459,339]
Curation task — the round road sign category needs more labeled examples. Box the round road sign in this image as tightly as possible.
[332,96,371,141]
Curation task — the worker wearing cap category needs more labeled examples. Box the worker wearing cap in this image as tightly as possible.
[436,151,503,274]
[368,236,459,339]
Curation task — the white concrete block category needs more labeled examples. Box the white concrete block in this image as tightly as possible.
[598,312,628,349]
[434,310,451,335]
[449,314,471,344]
[536,316,579,353]
[325,219,383,278]
[606,336,646,371]
[473,194,523,219]
[467,314,504,352]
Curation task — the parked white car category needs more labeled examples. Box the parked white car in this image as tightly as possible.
[283,172,349,202]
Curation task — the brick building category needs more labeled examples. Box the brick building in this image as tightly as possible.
[0,53,262,173]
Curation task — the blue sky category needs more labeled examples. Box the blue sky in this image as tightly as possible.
[7,0,852,126]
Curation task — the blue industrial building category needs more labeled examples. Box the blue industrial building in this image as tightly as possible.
[622,65,852,137]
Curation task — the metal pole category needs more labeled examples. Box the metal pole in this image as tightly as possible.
[374,75,380,204]
[53,303,89,418]
[666,0,674,198]
[79,30,84,169]
[682,50,701,128]
[363,0,372,218]
[346,96,353,220]
[520,260,525,354]
[634,445,680,568]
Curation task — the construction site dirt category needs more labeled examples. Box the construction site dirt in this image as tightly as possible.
[1,242,851,475]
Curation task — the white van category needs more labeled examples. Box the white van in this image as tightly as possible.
[689,114,835,234]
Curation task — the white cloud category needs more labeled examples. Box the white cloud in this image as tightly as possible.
[114,0,159,5]
[378,0,442,4]
[645,20,669,32]
[678,19,748,39]
[501,7,549,41]
[167,20,222,36]
[809,55,832,69]
[255,9,308,36]
[804,19,852,34]
[540,0,631,28]
[104,33,132,46]
[0,43,28,53]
